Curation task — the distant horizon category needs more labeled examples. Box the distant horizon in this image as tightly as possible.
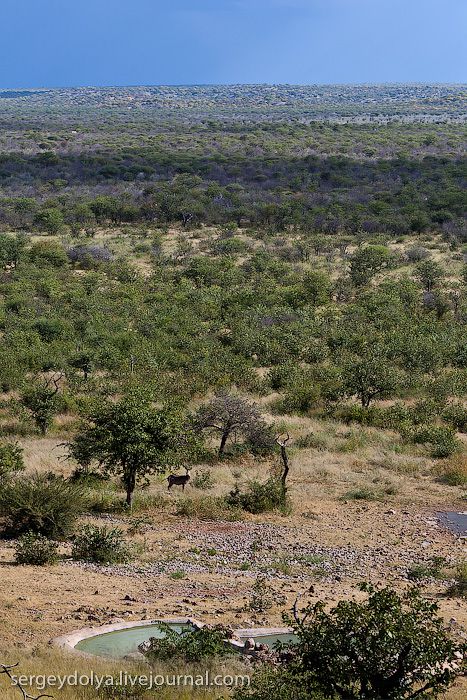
[0,1,465,89]
[1,81,466,92]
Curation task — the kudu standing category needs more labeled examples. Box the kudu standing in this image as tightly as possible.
[167,466,192,491]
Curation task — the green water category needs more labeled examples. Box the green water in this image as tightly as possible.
[75,624,298,658]
[245,633,297,647]
[75,623,192,658]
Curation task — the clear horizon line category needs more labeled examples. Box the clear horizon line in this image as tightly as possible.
[1,81,466,92]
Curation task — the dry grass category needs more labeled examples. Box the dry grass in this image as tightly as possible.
[1,395,465,700]
[435,454,467,486]
[0,649,239,699]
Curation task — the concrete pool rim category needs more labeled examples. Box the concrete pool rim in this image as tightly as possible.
[52,618,294,657]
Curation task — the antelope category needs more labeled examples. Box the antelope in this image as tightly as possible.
[167,466,192,491]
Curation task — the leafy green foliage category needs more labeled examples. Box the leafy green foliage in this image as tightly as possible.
[0,441,24,481]
[249,575,277,612]
[409,425,460,459]
[0,473,87,539]
[15,531,59,565]
[342,351,402,408]
[226,478,290,514]
[69,392,199,505]
[72,524,130,564]
[20,375,63,435]
[237,585,466,700]
[349,246,394,286]
[141,624,232,663]
[192,469,216,490]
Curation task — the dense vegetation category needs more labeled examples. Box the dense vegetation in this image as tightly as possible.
[0,86,465,468]
[235,586,467,700]
[0,83,465,700]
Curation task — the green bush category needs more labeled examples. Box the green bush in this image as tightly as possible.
[295,432,329,450]
[273,383,320,415]
[342,487,380,501]
[235,585,466,700]
[442,403,467,433]
[267,363,299,390]
[141,623,232,663]
[69,467,110,488]
[0,473,87,538]
[88,488,125,514]
[249,575,277,612]
[192,469,216,490]
[234,668,317,700]
[409,399,445,426]
[72,524,130,564]
[15,531,59,565]
[447,562,467,598]
[407,556,445,581]
[0,441,24,481]
[226,478,290,514]
[410,425,461,458]
[335,404,382,426]
[437,455,467,486]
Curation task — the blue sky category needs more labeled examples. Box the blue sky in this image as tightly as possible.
[0,0,465,88]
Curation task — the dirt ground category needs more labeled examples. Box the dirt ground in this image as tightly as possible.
[1,434,466,698]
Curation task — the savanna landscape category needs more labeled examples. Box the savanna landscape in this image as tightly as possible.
[0,84,466,699]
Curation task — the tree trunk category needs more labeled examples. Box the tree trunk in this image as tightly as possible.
[218,431,229,457]
[279,443,289,495]
[125,468,136,508]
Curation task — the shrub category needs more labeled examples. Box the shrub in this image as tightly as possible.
[437,455,467,486]
[72,525,130,564]
[405,245,430,263]
[141,623,231,663]
[69,467,109,488]
[410,425,461,458]
[272,383,320,415]
[234,668,316,700]
[88,489,125,514]
[407,556,445,581]
[447,562,467,598]
[442,403,467,432]
[267,363,299,390]
[342,487,380,501]
[335,404,382,426]
[192,469,216,490]
[235,585,466,700]
[97,683,147,700]
[67,244,113,268]
[226,478,291,514]
[249,575,278,612]
[0,441,24,481]
[15,531,59,565]
[408,398,444,426]
[0,473,87,539]
[295,432,329,450]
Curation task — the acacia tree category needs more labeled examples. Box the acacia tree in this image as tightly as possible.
[20,373,63,435]
[235,585,466,700]
[342,352,401,408]
[68,393,197,506]
[350,245,393,287]
[194,391,274,457]
[416,260,444,292]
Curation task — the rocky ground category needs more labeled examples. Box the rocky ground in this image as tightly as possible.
[1,500,466,651]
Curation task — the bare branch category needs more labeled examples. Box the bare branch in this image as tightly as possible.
[1,662,53,700]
